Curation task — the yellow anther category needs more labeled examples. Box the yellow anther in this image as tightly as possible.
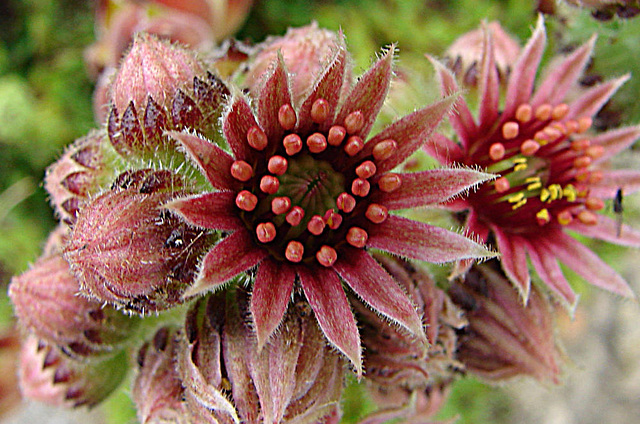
[514,163,528,172]
[525,177,541,183]
[513,158,527,164]
[540,188,550,202]
[527,181,542,191]
[548,184,562,201]
[563,184,577,202]
[508,192,525,203]
[536,208,551,224]
[512,199,527,210]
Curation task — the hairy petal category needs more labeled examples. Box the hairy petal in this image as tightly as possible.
[566,75,629,120]
[423,133,465,165]
[493,226,531,300]
[257,56,292,145]
[297,266,362,375]
[590,170,640,198]
[165,191,242,231]
[477,26,500,131]
[334,248,426,341]
[223,94,259,160]
[568,215,640,248]
[592,125,640,163]
[367,215,496,263]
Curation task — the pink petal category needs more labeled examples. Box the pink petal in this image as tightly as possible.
[493,226,531,300]
[297,266,362,375]
[524,236,577,309]
[165,191,242,231]
[361,94,458,174]
[429,56,477,148]
[548,229,635,298]
[250,260,295,350]
[477,26,500,132]
[502,15,546,120]
[531,35,595,108]
[451,210,490,279]
[296,40,348,135]
[168,131,237,191]
[566,75,629,120]
[223,94,259,160]
[333,248,426,341]
[423,133,465,165]
[256,56,292,145]
[335,45,395,139]
[592,125,640,163]
[183,231,267,298]
[568,214,640,248]
[590,170,640,198]
[367,215,495,263]
[374,167,495,210]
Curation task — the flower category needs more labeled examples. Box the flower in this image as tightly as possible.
[429,16,640,307]
[167,34,495,373]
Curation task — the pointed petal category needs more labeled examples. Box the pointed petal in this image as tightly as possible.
[297,41,347,134]
[531,35,595,108]
[184,231,267,298]
[451,209,490,279]
[335,45,395,139]
[359,94,458,174]
[568,214,640,248]
[590,170,640,198]
[477,26,500,131]
[257,56,292,145]
[251,260,295,350]
[493,226,531,300]
[333,248,425,341]
[367,215,496,263]
[592,125,640,163]
[524,236,578,309]
[549,229,635,298]
[503,15,546,120]
[297,266,362,375]
[423,133,465,165]
[374,167,495,210]
[429,55,477,148]
[223,94,259,160]
[165,192,242,231]
[566,75,629,120]
[168,131,237,191]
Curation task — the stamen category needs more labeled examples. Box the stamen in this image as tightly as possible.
[372,139,398,161]
[526,176,542,191]
[495,177,510,193]
[310,99,330,123]
[247,126,268,151]
[502,122,519,140]
[327,125,347,146]
[344,111,365,134]
[366,204,388,224]
[346,227,368,248]
[548,184,562,201]
[536,208,550,225]
[508,192,525,204]
[278,104,297,130]
[540,188,550,202]
[344,136,364,156]
[356,161,377,179]
[285,241,304,263]
[563,185,577,202]
[534,104,552,121]
[571,139,590,151]
[513,157,528,172]
[351,178,371,197]
[565,120,579,134]
[585,197,605,211]
[489,143,505,161]
[285,206,304,226]
[515,104,532,123]
[543,126,562,141]
[235,191,258,211]
[577,117,592,133]
[378,173,402,192]
[551,103,570,120]
[557,210,573,225]
[316,246,337,267]
[268,156,288,175]
[534,131,550,145]
[586,145,604,159]
[577,210,597,225]
[307,133,328,153]
[337,192,356,213]
[307,215,326,235]
[324,209,343,230]
[230,160,253,182]
[512,199,527,210]
[283,134,303,156]
[520,140,540,156]
[260,175,280,194]
[256,222,276,243]
[589,170,603,184]
[271,197,292,215]
[573,155,592,168]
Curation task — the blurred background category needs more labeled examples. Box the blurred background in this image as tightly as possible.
[1,0,640,423]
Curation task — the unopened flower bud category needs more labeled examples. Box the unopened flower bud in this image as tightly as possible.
[64,170,211,314]
[18,336,128,408]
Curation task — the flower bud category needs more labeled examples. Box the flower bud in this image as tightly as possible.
[178,288,345,424]
[64,170,211,314]
[449,263,562,383]
[18,335,128,408]
[44,131,109,225]
[132,327,188,424]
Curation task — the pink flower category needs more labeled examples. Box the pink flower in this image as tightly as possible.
[167,35,495,373]
[429,16,640,308]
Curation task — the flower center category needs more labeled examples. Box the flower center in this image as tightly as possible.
[468,102,604,233]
